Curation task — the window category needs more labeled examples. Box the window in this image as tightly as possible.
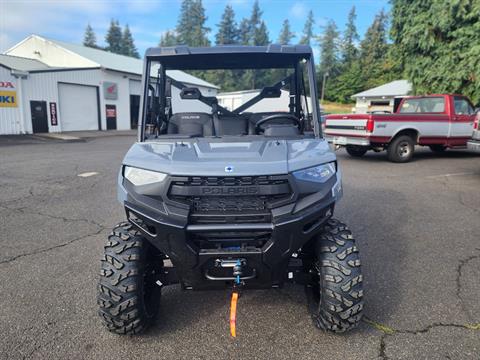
[370,100,390,106]
[399,97,445,113]
[454,97,474,115]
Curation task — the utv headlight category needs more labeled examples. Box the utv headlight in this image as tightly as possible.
[124,166,167,186]
[293,162,336,183]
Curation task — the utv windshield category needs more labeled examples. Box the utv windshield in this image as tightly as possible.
[140,47,320,140]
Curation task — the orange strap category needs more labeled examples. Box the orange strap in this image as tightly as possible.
[230,292,239,337]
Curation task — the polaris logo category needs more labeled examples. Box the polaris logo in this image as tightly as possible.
[200,186,259,195]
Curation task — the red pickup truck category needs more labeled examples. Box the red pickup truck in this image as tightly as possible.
[324,94,477,162]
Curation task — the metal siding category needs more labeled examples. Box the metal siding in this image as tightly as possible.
[0,67,22,134]
[24,69,102,133]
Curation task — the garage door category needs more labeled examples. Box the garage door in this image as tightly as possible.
[58,83,99,131]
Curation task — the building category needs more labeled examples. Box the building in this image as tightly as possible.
[218,89,312,113]
[352,80,412,114]
[0,35,218,135]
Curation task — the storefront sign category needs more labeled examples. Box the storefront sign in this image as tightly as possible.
[103,82,118,100]
[0,91,17,107]
[49,102,58,126]
[0,81,15,88]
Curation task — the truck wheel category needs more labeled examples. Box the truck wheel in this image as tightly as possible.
[387,135,415,163]
[307,219,363,333]
[429,145,446,153]
[98,222,162,334]
[346,145,368,157]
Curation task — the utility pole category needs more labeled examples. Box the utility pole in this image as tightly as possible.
[321,72,329,105]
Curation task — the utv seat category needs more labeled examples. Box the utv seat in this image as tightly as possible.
[167,113,214,136]
[213,115,248,136]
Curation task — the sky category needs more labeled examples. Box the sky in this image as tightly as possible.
[0,0,390,55]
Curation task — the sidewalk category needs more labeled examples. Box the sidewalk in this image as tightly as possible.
[0,130,137,146]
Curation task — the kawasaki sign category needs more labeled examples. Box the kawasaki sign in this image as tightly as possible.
[0,81,17,107]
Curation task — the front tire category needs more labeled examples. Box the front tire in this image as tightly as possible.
[387,135,415,163]
[97,222,162,334]
[346,145,368,157]
[307,219,363,333]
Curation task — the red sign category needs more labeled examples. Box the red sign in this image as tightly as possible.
[0,81,14,89]
[106,108,116,118]
[49,102,58,126]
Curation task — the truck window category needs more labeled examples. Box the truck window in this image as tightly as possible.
[454,97,474,115]
[399,97,445,113]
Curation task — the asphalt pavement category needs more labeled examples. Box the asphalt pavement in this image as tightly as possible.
[0,135,479,360]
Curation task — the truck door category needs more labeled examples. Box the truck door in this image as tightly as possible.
[450,96,475,144]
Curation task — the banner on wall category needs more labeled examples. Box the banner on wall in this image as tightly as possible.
[49,102,58,126]
[0,91,17,107]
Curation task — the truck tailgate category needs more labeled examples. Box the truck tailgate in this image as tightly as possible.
[324,115,371,144]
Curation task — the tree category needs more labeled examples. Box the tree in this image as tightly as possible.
[238,18,251,45]
[215,5,238,45]
[391,0,480,104]
[299,10,315,45]
[278,19,295,45]
[359,10,390,89]
[121,24,140,58]
[319,20,340,75]
[342,6,359,64]
[159,31,177,46]
[105,19,123,54]
[318,20,340,101]
[176,0,210,46]
[83,24,98,48]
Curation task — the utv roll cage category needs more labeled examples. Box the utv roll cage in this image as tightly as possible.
[139,45,322,141]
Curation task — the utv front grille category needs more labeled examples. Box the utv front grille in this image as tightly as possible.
[168,175,292,224]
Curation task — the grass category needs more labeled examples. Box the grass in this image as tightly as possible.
[321,101,355,114]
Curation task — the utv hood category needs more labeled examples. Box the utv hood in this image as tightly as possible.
[123,138,334,176]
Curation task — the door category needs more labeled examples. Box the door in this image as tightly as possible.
[30,101,49,133]
[58,83,100,131]
[106,105,117,130]
[449,96,476,145]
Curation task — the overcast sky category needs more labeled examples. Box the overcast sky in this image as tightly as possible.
[0,0,390,55]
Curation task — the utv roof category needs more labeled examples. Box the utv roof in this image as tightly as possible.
[144,45,313,70]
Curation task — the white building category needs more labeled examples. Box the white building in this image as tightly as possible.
[218,89,312,113]
[352,80,412,114]
[0,35,218,135]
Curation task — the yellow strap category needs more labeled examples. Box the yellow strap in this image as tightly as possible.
[230,292,238,337]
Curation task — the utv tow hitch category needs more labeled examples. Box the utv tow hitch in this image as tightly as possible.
[208,258,248,338]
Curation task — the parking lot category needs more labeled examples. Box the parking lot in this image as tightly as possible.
[0,134,479,360]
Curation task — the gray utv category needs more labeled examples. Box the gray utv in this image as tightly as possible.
[97,45,363,335]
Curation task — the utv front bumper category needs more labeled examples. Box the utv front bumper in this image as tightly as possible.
[120,173,341,290]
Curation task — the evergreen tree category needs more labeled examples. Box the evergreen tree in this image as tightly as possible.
[215,5,238,45]
[105,19,123,54]
[299,10,315,45]
[159,31,177,46]
[318,20,340,101]
[254,20,269,46]
[359,10,390,89]
[342,6,359,64]
[278,19,295,45]
[121,24,140,58]
[249,0,262,41]
[176,0,194,45]
[391,0,480,104]
[176,0,210,47]
[190,0,210,46]
[239,18,251,45]
[319,20,340,75]
[83,24,98,48]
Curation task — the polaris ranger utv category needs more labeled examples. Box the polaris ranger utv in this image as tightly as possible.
[97,45,363,336]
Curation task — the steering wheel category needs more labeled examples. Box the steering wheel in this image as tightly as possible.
[254,114,302,134]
